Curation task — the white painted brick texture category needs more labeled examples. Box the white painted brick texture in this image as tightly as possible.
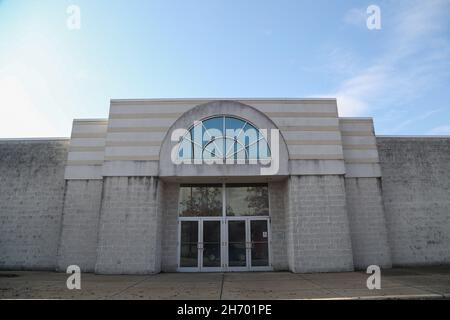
[287,175,354,273]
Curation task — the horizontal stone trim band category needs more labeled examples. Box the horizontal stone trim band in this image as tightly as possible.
[286,140,342,145]
[105,141,162,147]
[109,112,183,119]
[107,127,170,133]
[279,126,340,132]
[289,154,344,160]
[104,155,160,161]
[110,98,337,105]
[339,119,373,124]
[66,160,104,166]
[73,120,108,125]
[265,112,337,118]
[341,131,374,136]
[108,111,339,120]
[69,146,105,152]
[342,145,377,150]
[72,127,108,135]
[344,158,379,164]
[69,139,106,148]
[71,133,107,139]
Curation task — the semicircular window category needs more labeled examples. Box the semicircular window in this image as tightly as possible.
[177,116,271,164]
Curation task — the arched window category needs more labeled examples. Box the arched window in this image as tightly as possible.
[177,116,271,163]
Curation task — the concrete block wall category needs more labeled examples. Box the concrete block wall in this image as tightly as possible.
[154,178,164,271]
[378,137,450,266]
[161,182,179,272]
[57,180,103,272]
[269,181,288,270]
[345,178,392,269]
[287,175,354,273]
[0,140,68,270]
[95,176,163,274]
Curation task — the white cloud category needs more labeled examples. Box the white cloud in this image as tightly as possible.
[390,109,442,134]
[0,75,61,138]
[326,48,361,77]
[332,0,450,119]
[343,8,366,27]
[0,62,68,138]
[334,95,367,117]
[430,125,450,135]
[335,65,388,116]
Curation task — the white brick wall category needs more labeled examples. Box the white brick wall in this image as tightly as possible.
[57,180,103,272]
[95,176,163,274]
[345,177,392,269]
[378,137,450,266]
[0,140,68,270]
[161,182,179,272]
[287,175,354,273]
[269,181,288,270]
[2,137,449,274]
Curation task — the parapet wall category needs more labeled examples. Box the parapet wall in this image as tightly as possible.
[0,139,69,270]
[377,137,450,266]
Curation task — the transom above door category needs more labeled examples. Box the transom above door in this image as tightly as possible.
[177,183,272,272]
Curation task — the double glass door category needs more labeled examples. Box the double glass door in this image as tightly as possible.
[179,218,222,271]
[227,218,270,271]
[179,217,271,271]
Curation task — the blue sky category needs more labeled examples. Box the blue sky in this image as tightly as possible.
[0,0,449,137]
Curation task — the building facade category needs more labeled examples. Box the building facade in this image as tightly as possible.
[1,99,450,274]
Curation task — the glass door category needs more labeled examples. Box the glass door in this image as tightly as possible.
[250,219,270,269]
[201,220,222,271]
[225,218,271,271]
[227,219,248,270]
[178,218,223,271]
[178,183,272,272]
[179,220,199,269]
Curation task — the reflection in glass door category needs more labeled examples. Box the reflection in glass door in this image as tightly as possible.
[202,220,221,269]
[226,218,271,271]
[228,220,247,268]
[250,220,269,267]
[179,219,223,271]
[180,221,198,268]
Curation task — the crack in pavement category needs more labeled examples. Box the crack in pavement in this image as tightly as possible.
[219,273,225,300]
[103,276,152,300]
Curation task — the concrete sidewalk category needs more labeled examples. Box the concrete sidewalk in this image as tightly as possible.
[1,266,450,300]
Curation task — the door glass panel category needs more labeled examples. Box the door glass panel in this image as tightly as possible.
[228,221,247,267]
[251,243,269,267]
[250,220,269,267]
[203,221,221,267]
[179,184,222,216]
[226,184,269,216]
[180,221,198,267]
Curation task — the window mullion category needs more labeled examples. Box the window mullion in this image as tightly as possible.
[223,116,226,162]
[222,182,226,217]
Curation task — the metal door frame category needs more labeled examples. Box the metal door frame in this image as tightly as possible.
[225,216,272,272]
[176,182,273,272]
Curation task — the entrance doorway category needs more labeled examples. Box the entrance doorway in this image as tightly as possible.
[177,183,271,272]
[178,217,271,272]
